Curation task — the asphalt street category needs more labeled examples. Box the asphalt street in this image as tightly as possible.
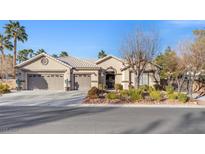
[1,106,205,134]
[1,91,205,134]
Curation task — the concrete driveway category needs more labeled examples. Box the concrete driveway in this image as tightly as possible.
[0,90,86,106]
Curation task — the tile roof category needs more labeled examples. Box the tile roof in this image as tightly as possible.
[58,56,99,69]
[96,55,125,64]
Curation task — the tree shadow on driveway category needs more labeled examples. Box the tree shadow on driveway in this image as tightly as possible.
[0,106,115,133]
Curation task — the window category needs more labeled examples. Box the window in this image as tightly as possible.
[139,73,149,86]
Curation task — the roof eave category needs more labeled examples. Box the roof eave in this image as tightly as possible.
[16,53,73,69]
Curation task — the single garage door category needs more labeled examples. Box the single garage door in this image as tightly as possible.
[28,73,64,90]
[74,74,91,91]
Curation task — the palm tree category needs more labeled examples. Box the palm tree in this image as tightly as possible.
[98,50,107,59]
[0,34,13,79]
[35,49,47,55]
[59,51,69,57]
[52,54,58,58]
[17,49,34,63]
[4,20,28,78]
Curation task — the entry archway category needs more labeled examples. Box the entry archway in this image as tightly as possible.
[105,67,117,89]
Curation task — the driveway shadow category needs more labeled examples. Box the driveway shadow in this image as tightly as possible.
[0,106,115,133]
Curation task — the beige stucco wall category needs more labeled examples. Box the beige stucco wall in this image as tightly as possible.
[21,56,68,71]
[122,69,130,89]
[16,55,70,90]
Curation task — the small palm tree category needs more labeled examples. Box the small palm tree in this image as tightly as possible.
[52,54,58,58]
[0,34,13,79]
[59,51,69,57]
[98,50,107,59]
[35,49,47,55]
[17,49,34,63]
[4,20,28,78]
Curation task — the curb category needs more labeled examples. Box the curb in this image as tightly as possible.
[67,104,205,109]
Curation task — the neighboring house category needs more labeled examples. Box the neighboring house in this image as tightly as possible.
[16,53,160,91]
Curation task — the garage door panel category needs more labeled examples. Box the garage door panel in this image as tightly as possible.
[28,73,64,90]
[75,74,91,91]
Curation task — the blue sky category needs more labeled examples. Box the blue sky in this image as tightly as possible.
[0,20,205,59]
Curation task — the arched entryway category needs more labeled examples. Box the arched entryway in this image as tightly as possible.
[105,67,116,89]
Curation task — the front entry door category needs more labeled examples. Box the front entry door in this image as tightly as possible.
[106,72,115,89]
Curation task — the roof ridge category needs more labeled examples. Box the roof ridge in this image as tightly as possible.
[58,55,99,68]
[70,55,98,66]
[96,55,124,64]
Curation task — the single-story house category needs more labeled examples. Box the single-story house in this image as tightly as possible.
[16,53,161,91]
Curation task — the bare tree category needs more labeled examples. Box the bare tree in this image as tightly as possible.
[177,35,205,97]
[121,28,160,88]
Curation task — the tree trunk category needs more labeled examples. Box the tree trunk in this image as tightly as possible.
[0,50,5,79]
[177,75,185,93]
[135,74,140,88]
[13,37,17,79]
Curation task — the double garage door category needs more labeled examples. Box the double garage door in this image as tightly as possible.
[28,73,64,90]
[74,74,91,91]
